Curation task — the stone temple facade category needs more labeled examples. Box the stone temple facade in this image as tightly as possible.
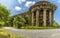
[30,1,57,26]
[14,1,57,27]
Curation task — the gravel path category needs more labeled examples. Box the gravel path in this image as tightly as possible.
[3,27,60,38]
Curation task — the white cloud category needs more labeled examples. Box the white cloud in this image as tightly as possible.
[18,0,26,4]
[57,0,60,3]
[15,6,22,11]
[25,1,35,8]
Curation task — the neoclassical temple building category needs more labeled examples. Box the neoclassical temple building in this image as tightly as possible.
[14,1,57,27]
[30,1,57,26]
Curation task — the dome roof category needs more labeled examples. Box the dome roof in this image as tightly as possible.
[30,1,57,11]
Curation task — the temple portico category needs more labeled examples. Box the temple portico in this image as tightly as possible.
[30,1,57,26]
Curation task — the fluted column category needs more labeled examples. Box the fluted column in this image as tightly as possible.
[49,10,53,26]
[32,12,34,26]
[36,10,39,26]
[43,9,46,26]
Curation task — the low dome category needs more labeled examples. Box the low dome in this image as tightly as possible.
[30,1,57,11]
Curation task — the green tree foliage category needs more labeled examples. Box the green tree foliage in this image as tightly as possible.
[13,16,26,28]
[53,22,59,27]
[25,13,32,26]
[0,4,10,27]
[13,12,32,28]
[5,16,13,27]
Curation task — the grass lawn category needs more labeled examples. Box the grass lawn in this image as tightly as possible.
[0,29,21,38]
[20,26,60,30]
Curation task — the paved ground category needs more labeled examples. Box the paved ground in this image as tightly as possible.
[3,27,60,38]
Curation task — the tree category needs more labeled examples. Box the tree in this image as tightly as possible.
[5,16,13,27]
[13,16,26,28]
[0,4,10,27]
[25,13,32,26]
[53,21,59,27]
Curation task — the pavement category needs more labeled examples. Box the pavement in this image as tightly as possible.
[3,27,60,38]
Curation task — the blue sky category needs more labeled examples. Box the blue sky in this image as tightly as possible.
[0,0,60,25]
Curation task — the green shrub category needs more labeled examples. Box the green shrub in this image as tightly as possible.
[13,16,26,29]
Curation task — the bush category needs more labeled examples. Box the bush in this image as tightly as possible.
[13,16,26,29]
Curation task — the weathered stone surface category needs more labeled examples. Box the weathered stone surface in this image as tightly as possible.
[31,1,57,26]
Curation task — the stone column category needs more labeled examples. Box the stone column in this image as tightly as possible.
[36,10,39,26]
[32,12,34,26]
[49,10,53,26]
[43,9,46,26]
